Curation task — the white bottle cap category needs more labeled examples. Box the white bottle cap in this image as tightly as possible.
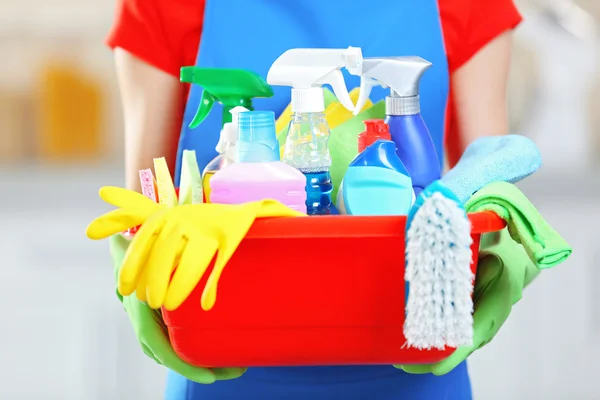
[215,122,237,154]
[215,106,248,154]
[291,87,325,113]
[230,105,247,127]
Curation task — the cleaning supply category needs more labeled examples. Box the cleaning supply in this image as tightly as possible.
[179,67,273,128]
[179,149,204,205]
[357,119,392,153]
[209,111,307,213]
[139,169,157,202]
[202,106,248,203]
[276,88,373,159]
[275,88,338,142]
[465,181,572,268]
[329,100,387,202]
[404,180,474,350]
[86,186,304,311]
[107,234,247,384]
[349,57,440,195]
[441,134,543,204]
[153,157,178,207]
[337,120,414,216]
[398,228,541,376]
[267,47,363,215]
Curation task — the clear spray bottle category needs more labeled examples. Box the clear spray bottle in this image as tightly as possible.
[267,47,362,215]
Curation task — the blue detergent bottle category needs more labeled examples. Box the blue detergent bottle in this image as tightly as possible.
[338,120,415,216]
[349,57,440,196]
[266,47,363,215]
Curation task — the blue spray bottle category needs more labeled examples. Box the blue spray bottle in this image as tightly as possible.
[350,57,440,196]
[267,47,363,215]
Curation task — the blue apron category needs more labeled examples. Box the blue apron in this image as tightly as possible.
[171,1,470,399]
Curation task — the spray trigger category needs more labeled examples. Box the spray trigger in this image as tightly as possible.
[190,91,216,128]
[354,77,379,115]
[317,70,356,113]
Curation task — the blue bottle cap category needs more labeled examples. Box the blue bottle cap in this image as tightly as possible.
[237,111,280,163]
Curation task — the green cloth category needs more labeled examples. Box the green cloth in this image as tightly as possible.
[465,181,572,269]
[398,228,540,375]
[329,100,386,202]
[109,234,246,383]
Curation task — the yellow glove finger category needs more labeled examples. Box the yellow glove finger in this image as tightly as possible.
[87,187,161,240]
[145,222,188,309]
[164,235,219,311]
[99,186,158,210]
[118,214,167,296]
[135,267,149,303]
[87,208,150,240]
[201,206,262,311]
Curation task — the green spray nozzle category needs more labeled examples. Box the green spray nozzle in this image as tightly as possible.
[180,67,274,128]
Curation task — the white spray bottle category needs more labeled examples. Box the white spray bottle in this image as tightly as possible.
[266,47,362,215]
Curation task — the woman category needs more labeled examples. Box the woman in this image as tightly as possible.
[107,0,521,398]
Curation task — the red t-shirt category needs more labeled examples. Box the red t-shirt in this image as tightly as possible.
[106,0,521,167]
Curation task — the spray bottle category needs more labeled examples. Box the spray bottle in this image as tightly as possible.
[202,106,248,203]
[179,67,273,128]
[350,57,440,195]
[266,47,362,215]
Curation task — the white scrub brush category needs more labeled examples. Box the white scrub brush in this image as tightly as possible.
[404,180,474,350]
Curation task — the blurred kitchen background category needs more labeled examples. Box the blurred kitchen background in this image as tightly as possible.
[0,0,598,398]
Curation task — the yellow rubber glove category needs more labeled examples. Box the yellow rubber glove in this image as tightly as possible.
[87,186,304,311]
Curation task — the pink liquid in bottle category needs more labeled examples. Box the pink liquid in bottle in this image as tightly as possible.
[209,111,307,213]
[210,162,306,212]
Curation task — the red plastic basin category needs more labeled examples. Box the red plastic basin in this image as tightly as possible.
[162,211,506,368]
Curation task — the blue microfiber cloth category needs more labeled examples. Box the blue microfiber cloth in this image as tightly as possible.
[442,134,542,204]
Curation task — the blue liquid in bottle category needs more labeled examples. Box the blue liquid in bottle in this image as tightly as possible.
[304,170,338,215]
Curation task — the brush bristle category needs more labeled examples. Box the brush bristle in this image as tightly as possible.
[404,192,474,350]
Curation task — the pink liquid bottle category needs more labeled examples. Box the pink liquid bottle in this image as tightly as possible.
[209,110,307,213]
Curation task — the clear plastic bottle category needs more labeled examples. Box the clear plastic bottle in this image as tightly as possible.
[266,47,363,215]
[284,112,335,215]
